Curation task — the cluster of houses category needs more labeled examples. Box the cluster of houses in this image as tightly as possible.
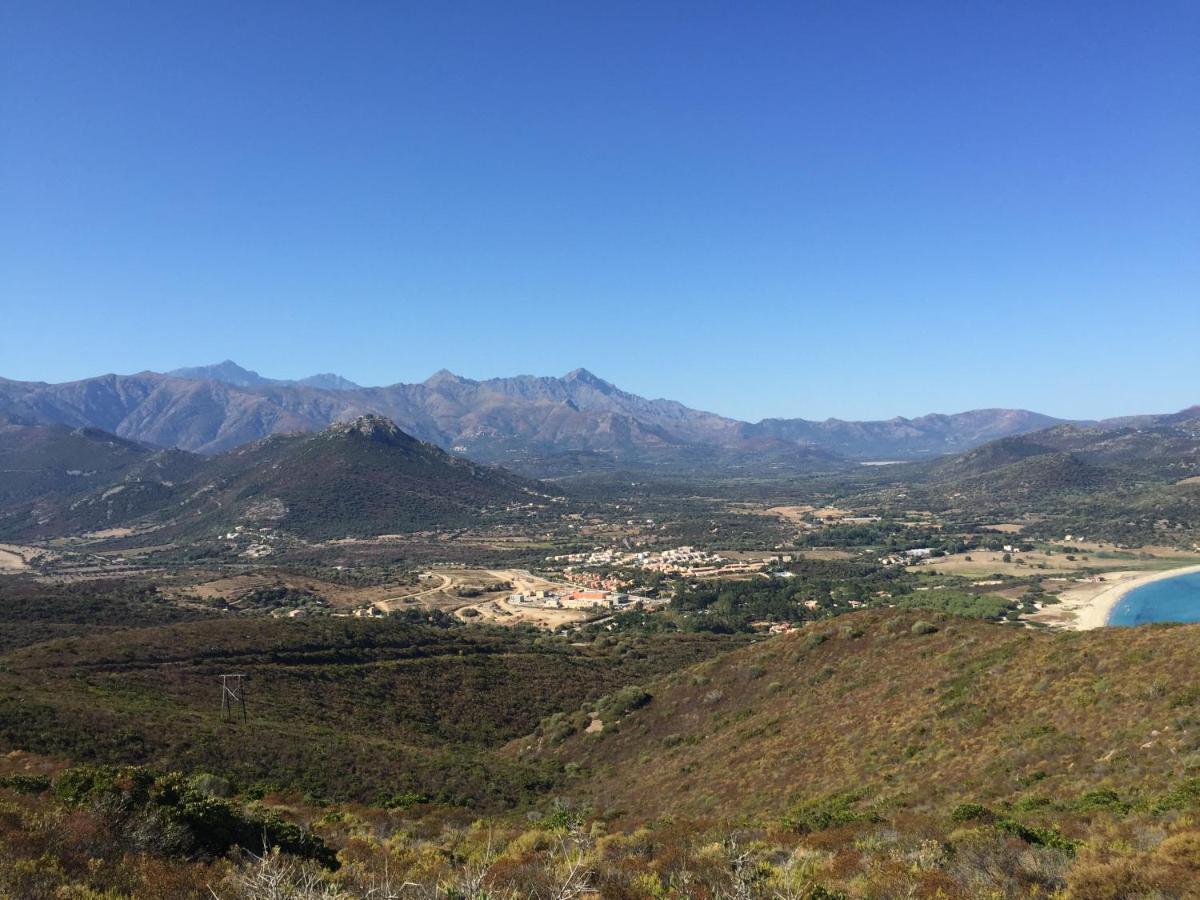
[641,546,718,570]
[548,548,624,566]
[881,548,936,566]
[510,588,674,611]
[548,544,808,582]
[573,570,629,592]
[221,525,279,559]
[548,545,723,572]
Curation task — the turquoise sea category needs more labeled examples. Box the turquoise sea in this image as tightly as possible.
[1107,570,1200,626]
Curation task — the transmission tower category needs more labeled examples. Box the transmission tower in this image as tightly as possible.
[219,674,248,723]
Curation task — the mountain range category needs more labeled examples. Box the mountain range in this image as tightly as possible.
[0,361,1080,467]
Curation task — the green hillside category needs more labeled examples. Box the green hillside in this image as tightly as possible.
[0,612,737,807]
[0,423,205,538]
[0,416,553,541]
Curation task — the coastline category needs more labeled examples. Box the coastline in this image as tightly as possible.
[1048,564,1200,630]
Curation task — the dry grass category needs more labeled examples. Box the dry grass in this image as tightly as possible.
[764,505,816,523]
[167,572,417,610]
[0,544,40,571]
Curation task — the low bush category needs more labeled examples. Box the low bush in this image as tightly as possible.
[54,765,335,866]
[783,790,877,833]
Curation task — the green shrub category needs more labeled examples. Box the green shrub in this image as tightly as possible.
[1144,777,1200,814]
[994,818,1078,853]
[596,686,652,721]
[53,765,336,866]
[950,802,995,823]
[382,791,428,810]
[1070,789,1130,814]
[0,773,51,794]
[187,773,233,799]
[783,790,877,833]
[1172,686,1200,708]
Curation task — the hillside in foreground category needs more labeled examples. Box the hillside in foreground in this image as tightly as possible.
[0,610,737,806]
[528,610,1200,823]
[5,604,1200,895]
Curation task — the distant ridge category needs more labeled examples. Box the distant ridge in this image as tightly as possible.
[0,361,1141,469]
[168,360,360,391]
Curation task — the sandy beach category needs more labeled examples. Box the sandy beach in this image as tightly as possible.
[1038,564,1200,630]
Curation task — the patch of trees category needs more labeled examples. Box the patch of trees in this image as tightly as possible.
[671,559,911,632]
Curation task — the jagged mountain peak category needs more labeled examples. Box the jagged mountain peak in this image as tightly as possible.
[423,369,472,388]
[168,360,268,387]
[325,414,412,444]
[563,367,613,390]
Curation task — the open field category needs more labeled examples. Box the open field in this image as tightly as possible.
[913,543,1200,579]
[82,527,136,539]
[0,543,63,573]
[0,545,36,571]
[762,504,814,523]
[457,596,597,628]
[914,550,1094,577]
[165,572,422,610]
[375,568,509,613]
[796,547,859,560]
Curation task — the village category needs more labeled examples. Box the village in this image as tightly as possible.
[547,545,795,578]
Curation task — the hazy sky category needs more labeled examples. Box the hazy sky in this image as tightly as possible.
[2,1,1197,422]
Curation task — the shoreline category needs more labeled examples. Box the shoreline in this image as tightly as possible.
[1049,563,1200,630]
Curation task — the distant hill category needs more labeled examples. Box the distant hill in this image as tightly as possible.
[0,416,546,541]
[0,365,1087,469]
[865,413,1200,544]
[741,408,1068,460]
[922,415,1200,487]
[176,414,547,539]
[0,423,206,538]
[0,422,153,507]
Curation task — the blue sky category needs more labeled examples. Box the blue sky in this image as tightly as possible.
[2,1,1197,422]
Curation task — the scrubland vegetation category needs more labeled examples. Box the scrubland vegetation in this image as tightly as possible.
[4,586,1200,896]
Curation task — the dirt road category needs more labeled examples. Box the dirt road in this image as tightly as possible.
[374,572,454,612]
